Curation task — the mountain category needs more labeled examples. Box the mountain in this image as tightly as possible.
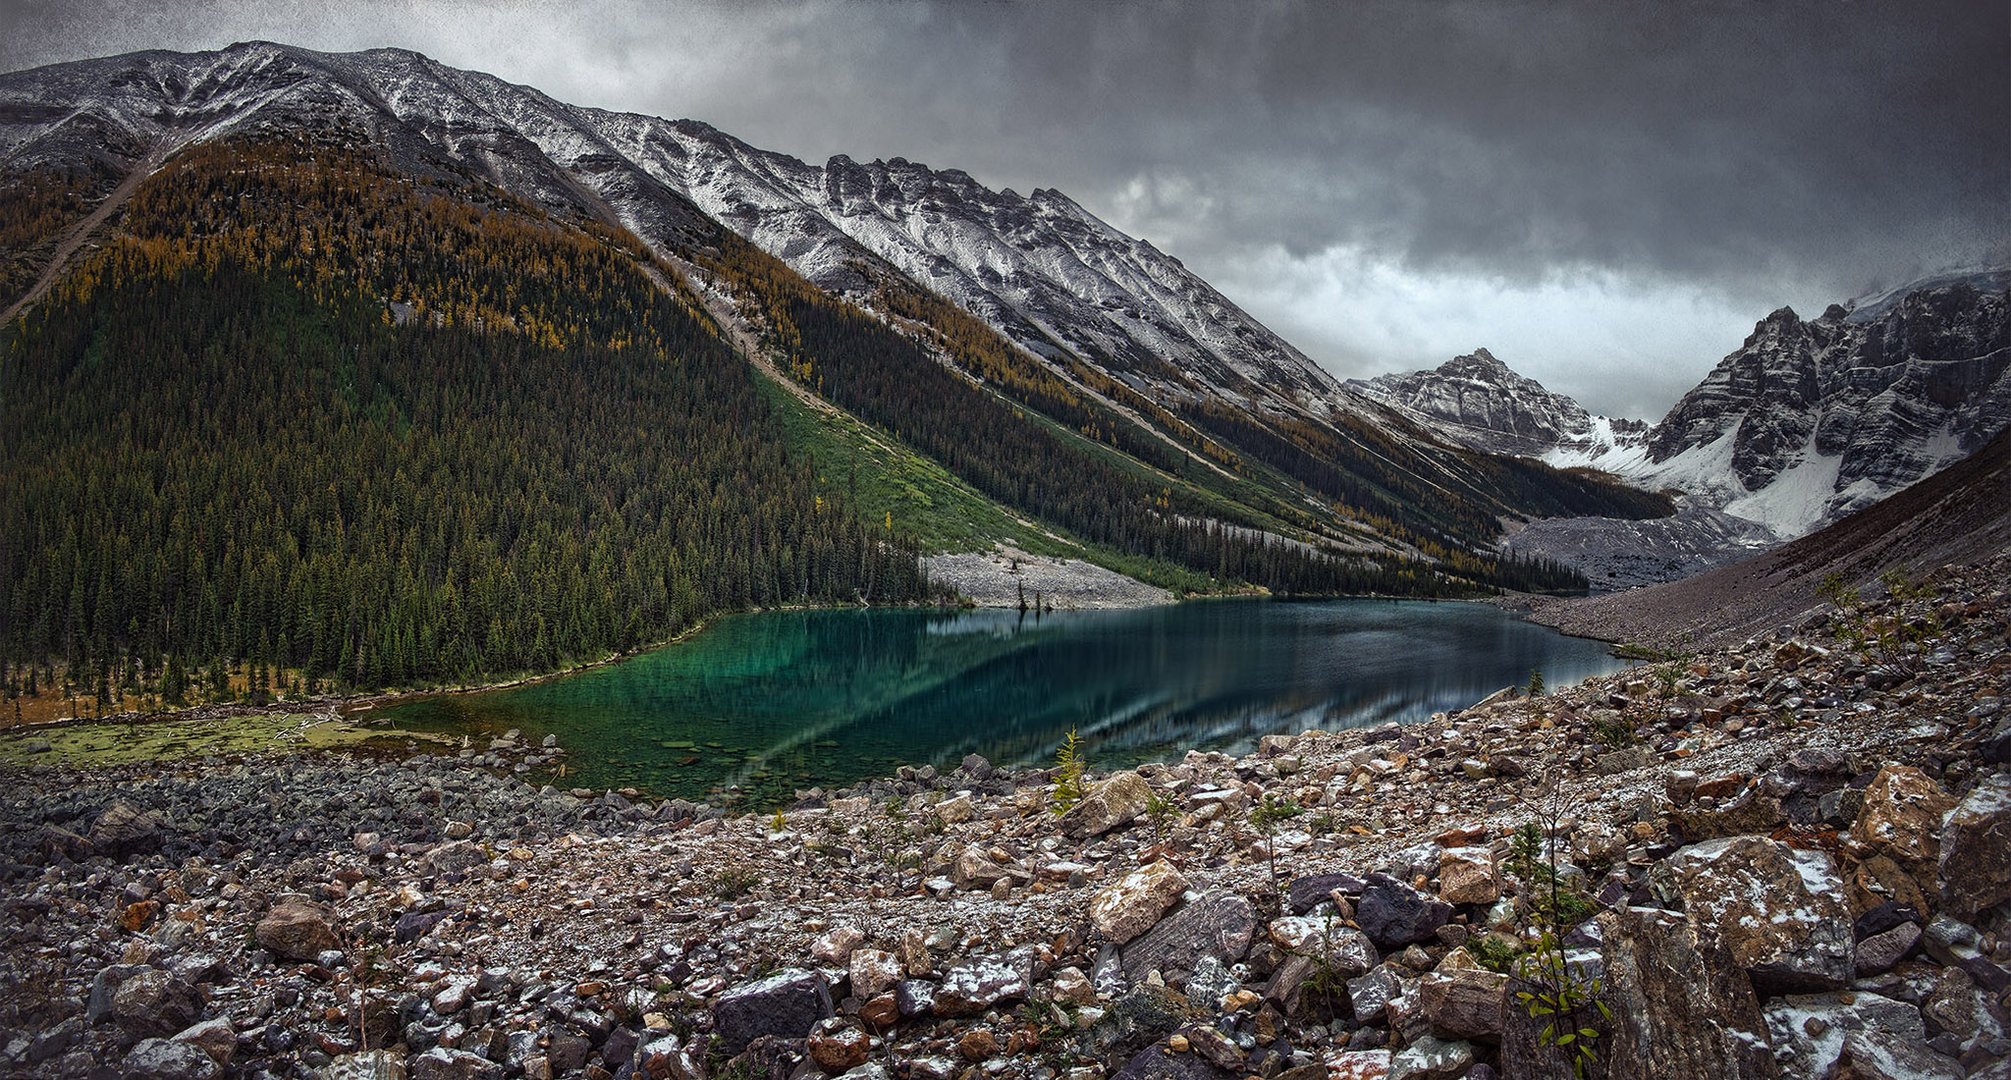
[0,43,1667,550]
[0,42,1682,697]
[1355,274,2011,586]
[1635,284,2011,536]
[1348,347,1644,458]
[1527,423,2011,650]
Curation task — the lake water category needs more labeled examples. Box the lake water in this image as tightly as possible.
[366,599,1627,807]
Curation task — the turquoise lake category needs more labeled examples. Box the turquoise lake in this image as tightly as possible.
[365,599,1628,807]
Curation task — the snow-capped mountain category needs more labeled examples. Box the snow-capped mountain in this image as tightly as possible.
[1367,277,2011,553]
[1349,347,1631,458]
[0,41,1349,419]
[1632,284,2011,536]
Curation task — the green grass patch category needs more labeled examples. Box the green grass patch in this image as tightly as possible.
[0,712,452,768]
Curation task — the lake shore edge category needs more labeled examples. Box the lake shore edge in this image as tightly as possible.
[2,555,2004,1079]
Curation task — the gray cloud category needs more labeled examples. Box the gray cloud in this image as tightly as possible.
[4,0,2005,417]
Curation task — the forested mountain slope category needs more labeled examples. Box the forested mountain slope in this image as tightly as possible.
[0,43,1676,702]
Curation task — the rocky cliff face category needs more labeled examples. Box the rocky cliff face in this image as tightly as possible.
[1360,278,2011,569]
[1642,284,2011,536]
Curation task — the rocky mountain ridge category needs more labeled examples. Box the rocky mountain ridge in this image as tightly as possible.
[2,553,2007,1080]
[1355,276,2011,587]
[0,40,1363,432]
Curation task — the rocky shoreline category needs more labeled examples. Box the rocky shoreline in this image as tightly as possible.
[3,556,2008,1080]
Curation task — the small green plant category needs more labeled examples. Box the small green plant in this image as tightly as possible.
[1653,662,1682,697]
[1527,669,1545,697]
[1466,935,1524,975]
[1293,914,1355,1019]
[1249,793,1304,905]
[1050,728,1088,815]
[1590,716,1636,748]
[1143,789,1179,843]
[769,808,787,832]
[1505,791,1609,1079]
[711,866,761,899]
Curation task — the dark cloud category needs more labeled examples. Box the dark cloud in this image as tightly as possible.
[4,0,2005,416]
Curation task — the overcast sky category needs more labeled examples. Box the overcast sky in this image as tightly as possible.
[5,0,2005,418]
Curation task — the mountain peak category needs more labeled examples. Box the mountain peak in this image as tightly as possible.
[1351,348,1593,457]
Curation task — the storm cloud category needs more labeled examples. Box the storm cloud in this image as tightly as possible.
[4,0,2004,417]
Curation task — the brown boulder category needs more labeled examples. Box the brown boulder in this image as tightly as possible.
[255,899,341,961]
[1853,765,1954,871]
[1654,837,1853,992]
[1091,860,1188,945]
[1938,775,2011,918]
[1060,771,1154,838]
[1592,906,1779,1079]
[1419,953,1507,1041]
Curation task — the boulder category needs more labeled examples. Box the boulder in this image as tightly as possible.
[421,839,488,874]
[810,926,865,965]
[318,1050,407,1080]
[1591,905,1778,1079]
[1287,872,1365,915]
[1111,1045,1232,1080]
[1266,918,1377,976]
[1437,847,1501,905]
[1388,1034,1474,1080]
[1654,837,1853,992]
[108,969,200,1037]
[1348,966,1402,1023]
[1921,966,2000,1044]
[1854,922,1920,976]
[1419,956,1507,1041]
[171,1018,236,1067]
[1060,771,1154,838]
[91,801,164,859]
[1853,765,1954,871]
[1761,992,1925,1080]
[1937,774,2011,918]
[408,1048,503,1080]
[1834,1030,1963,1080]
[1356,874,1454,951]
[256,899,342,961]
[949,844,1010,890]
[849,948,902,999]
[710,969,833,1055]
[1672,787,1785,842]
[1121,889,1256,989]
[120,1038,220,1080]
[807,1019,870,1073]
[1326,1050,1392,1080]
[932,953,1032,1017]
[1091,860,1189,945]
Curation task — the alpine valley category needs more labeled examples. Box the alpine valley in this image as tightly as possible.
[6,28,2011,1080]
[0,41,1674,702]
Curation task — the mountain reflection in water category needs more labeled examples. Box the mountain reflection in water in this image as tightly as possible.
[369,598,1628,807]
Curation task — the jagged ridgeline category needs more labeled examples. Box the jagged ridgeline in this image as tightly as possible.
[0,139,934,687]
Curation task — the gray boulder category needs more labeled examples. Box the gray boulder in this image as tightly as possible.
[1121,889,1256,989]
[710,969,833,1055]
[1356,874,1453,951]
[120,1038,220,1080]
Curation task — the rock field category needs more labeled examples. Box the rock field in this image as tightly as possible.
[3,556,2009,1080]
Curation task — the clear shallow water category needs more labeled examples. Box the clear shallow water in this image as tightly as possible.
[366,599,1628,807]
